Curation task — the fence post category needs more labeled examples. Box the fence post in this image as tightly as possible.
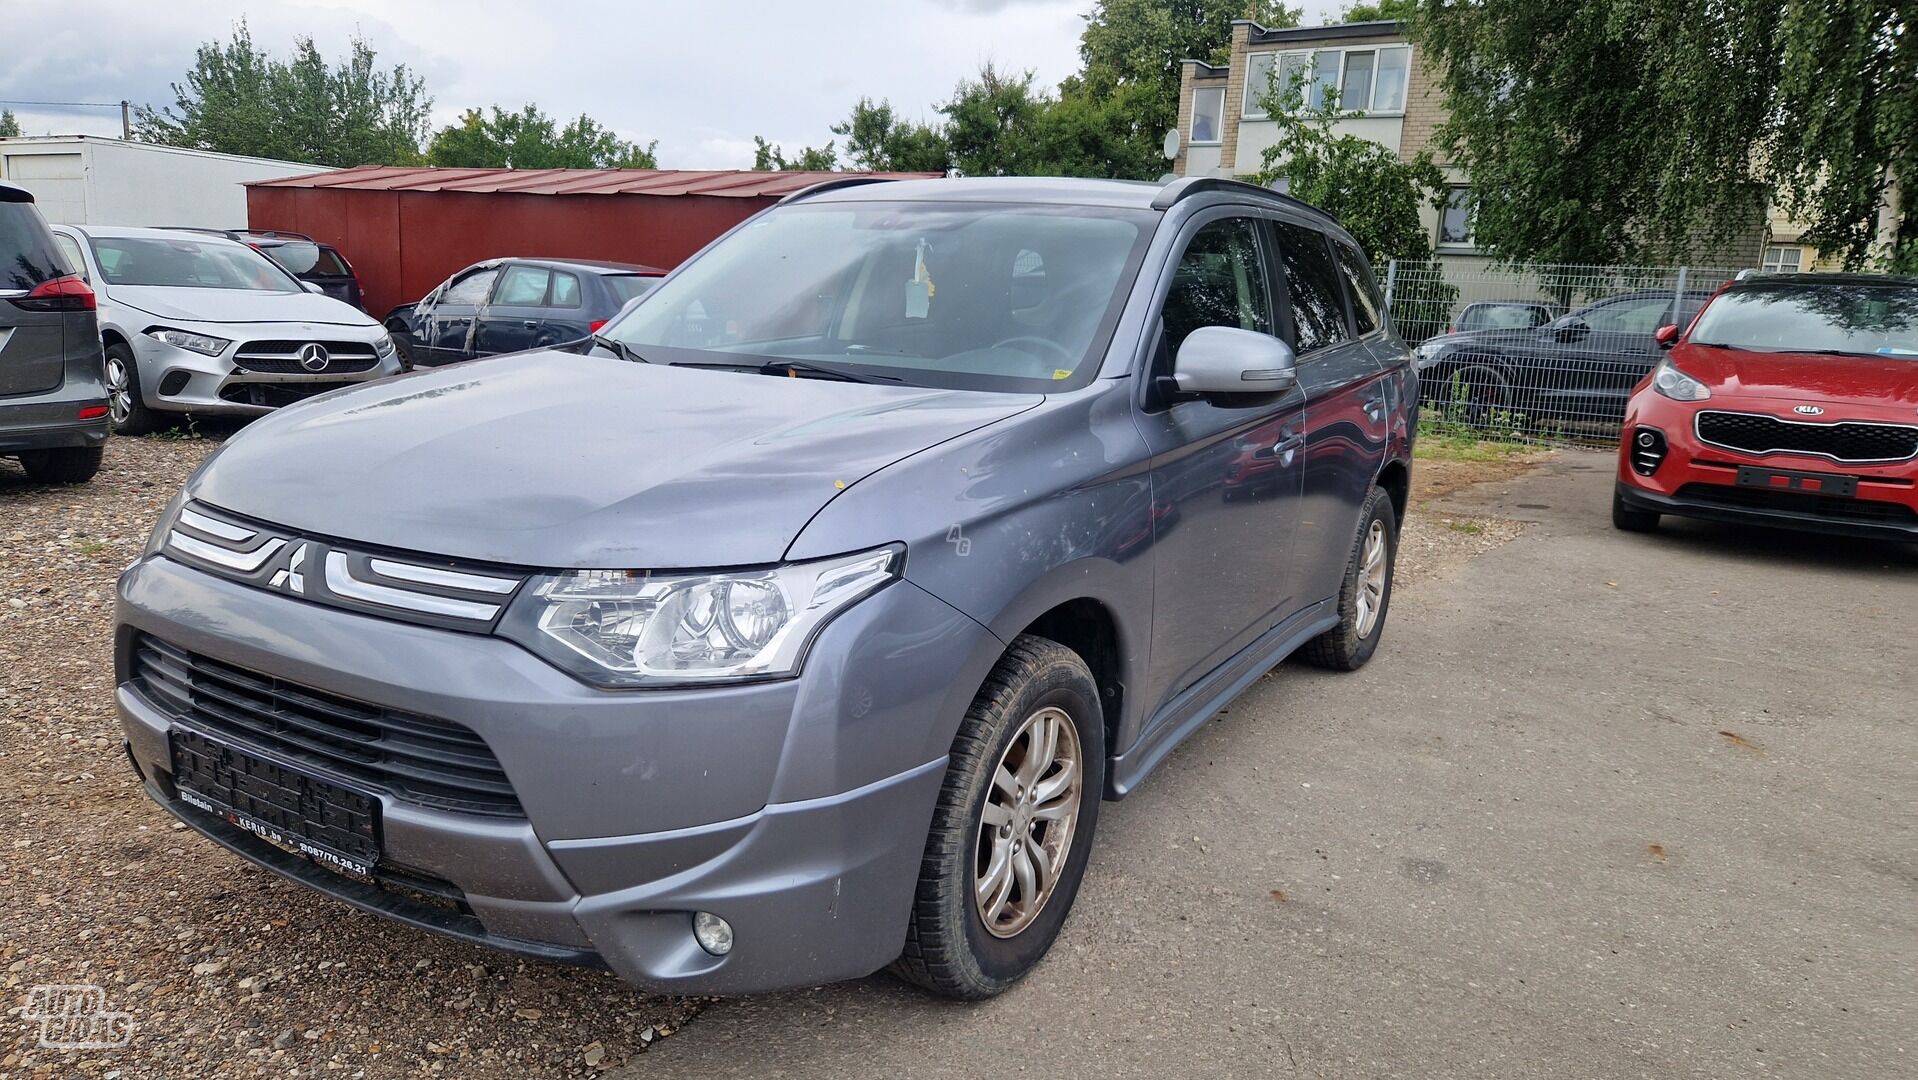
[1673,266,1688,319]
[1383,258,1398,308]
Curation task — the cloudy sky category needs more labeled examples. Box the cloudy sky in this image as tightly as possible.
[1,0,1343,169]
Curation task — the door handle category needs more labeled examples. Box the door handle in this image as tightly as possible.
[1362,394,1386,422]
[1273,432,1304,467]
[522,319,540,329]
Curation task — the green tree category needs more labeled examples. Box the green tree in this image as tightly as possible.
[831,98,949,172]
[1063,0,1301,178]
[751,136,837,171]
[136,20,431,166]
[938,64,1049,176]
[1340,0,1416,21]
[0,110,21,138]
[1414,0,1784,267]
[1769,0,1914,271]
[426,105,657,169]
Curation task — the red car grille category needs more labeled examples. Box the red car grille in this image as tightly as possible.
[1695,411,1918,464]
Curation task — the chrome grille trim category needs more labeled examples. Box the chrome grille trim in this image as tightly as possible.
[1694,410,1918,464]
[367,558,519,595]
[324,552,504,621]
[160,502,525,631]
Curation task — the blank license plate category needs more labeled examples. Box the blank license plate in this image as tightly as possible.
[170,728,381,878]
[1735,466,1858,498]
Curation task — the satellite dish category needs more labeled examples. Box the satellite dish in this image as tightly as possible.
[1162,129,1181,161]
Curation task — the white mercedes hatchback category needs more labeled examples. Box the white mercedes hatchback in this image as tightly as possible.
[49,225,400,434]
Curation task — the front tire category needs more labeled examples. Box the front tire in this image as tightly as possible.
[1302,486,1398,671]
[104,342,159,436]
[892,636,1104,999]
[17,445,104,484]
[1612,489,1660,532]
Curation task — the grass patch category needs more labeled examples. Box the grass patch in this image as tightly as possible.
[75,540,109,555]
[1415,425,1530,463]
[1445,520,1485,535]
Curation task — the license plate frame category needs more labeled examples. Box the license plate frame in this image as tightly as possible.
[169,727,382,879]
[1734,465,1859,498]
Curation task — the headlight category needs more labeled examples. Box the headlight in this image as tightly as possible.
[1651,357,1711,401]
[146,328,231,356]
[1414,342,1446,367]
[373,330,396,357]
[501,546,901,687]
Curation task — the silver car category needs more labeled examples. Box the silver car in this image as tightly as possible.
[48,225,400,434]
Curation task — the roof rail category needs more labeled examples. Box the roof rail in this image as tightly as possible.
[777,176,904,206]
[1150,176,1338,225]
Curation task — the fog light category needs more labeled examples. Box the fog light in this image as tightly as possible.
[692,911,733,956]
[1630,426,1668,476]
[1636,431,1656,448]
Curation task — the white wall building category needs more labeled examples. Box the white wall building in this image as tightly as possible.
[0,136,326,228]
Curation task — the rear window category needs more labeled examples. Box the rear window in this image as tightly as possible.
[310,248,351,276]
[0,202,69,291]
[605,275,659,304]
[1688,283,1918,358]
[1460,304,1551,332]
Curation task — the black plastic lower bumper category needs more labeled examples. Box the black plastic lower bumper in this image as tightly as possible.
[1616,482,1918,542]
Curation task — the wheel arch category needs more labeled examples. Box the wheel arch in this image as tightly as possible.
[1015,597,1126,769]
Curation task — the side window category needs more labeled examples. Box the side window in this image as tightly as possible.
[1270,221,1349,354]
[494,264,551,307]
[549,271,582,308]
[1582,298,1670,335]
[442,268,498,306]
[1160,218,1272,362]
[1333,242,1383,336]
[53,233,89,282]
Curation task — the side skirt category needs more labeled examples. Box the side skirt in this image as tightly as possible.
[1106,599,1337,798]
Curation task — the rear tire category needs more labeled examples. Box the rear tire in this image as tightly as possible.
[1612,489,1660,532]
[17,445,104,484]
[1301,486,1397,672]
[891,635,1104,1000]
[105,342,159,436]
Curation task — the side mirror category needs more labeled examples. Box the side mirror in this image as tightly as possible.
[1552,316,1590,341]
[301,281,324,294]
[1171,326,1297,396]
[1653,324,1680,349]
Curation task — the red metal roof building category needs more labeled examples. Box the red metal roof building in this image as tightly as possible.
[246,165,939,318]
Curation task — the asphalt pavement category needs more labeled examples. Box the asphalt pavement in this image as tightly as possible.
[627,450,1915,1079]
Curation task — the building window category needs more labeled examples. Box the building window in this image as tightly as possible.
[1439,187,1474,248]
[1761,245,1803,272]
[1191,87,1224,144]
[1244,45,1413,118]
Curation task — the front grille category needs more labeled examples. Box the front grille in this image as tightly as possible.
[134,634,522,817]
[234,340,380,375]
[1696,411,1918,463]
[1674,483,1918,525]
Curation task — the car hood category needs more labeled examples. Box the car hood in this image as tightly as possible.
[186,351,1043,568]
[1670,344,1918,409]
[110,285,374,327]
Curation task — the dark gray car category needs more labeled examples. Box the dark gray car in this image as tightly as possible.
[0,182,108,483]
[114,176,1416,998]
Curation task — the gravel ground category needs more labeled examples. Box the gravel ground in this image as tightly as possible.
[0,432,1531,1078]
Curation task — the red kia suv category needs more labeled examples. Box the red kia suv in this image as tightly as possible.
[1614,273,1918,542]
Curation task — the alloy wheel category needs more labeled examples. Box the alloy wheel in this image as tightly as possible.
[973,705,1083,939]
[105,356,132,426]
[1355,519,1388,639]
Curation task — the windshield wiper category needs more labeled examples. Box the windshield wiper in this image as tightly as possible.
[756,359,902,384]
[591,333,649,364]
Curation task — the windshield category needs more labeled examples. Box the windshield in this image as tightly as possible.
[1689,282,1918,358]
[90,236,300,292]
[606,201,1154,391]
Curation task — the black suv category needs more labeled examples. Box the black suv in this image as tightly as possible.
[0,182,108,484]
[384,257,664,367]
[162,229,364,309]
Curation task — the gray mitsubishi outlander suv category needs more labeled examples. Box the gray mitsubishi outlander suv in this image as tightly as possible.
[116,177,1417,998]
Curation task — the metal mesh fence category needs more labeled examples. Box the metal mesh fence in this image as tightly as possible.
[1382,261,1741,445]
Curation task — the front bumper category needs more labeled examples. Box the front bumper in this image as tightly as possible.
[129,329,400,417]
[1617,395,1918,542]
[115,554,997,993]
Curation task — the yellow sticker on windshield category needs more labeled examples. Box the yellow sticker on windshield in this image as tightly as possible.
[1052,369,1072,380]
